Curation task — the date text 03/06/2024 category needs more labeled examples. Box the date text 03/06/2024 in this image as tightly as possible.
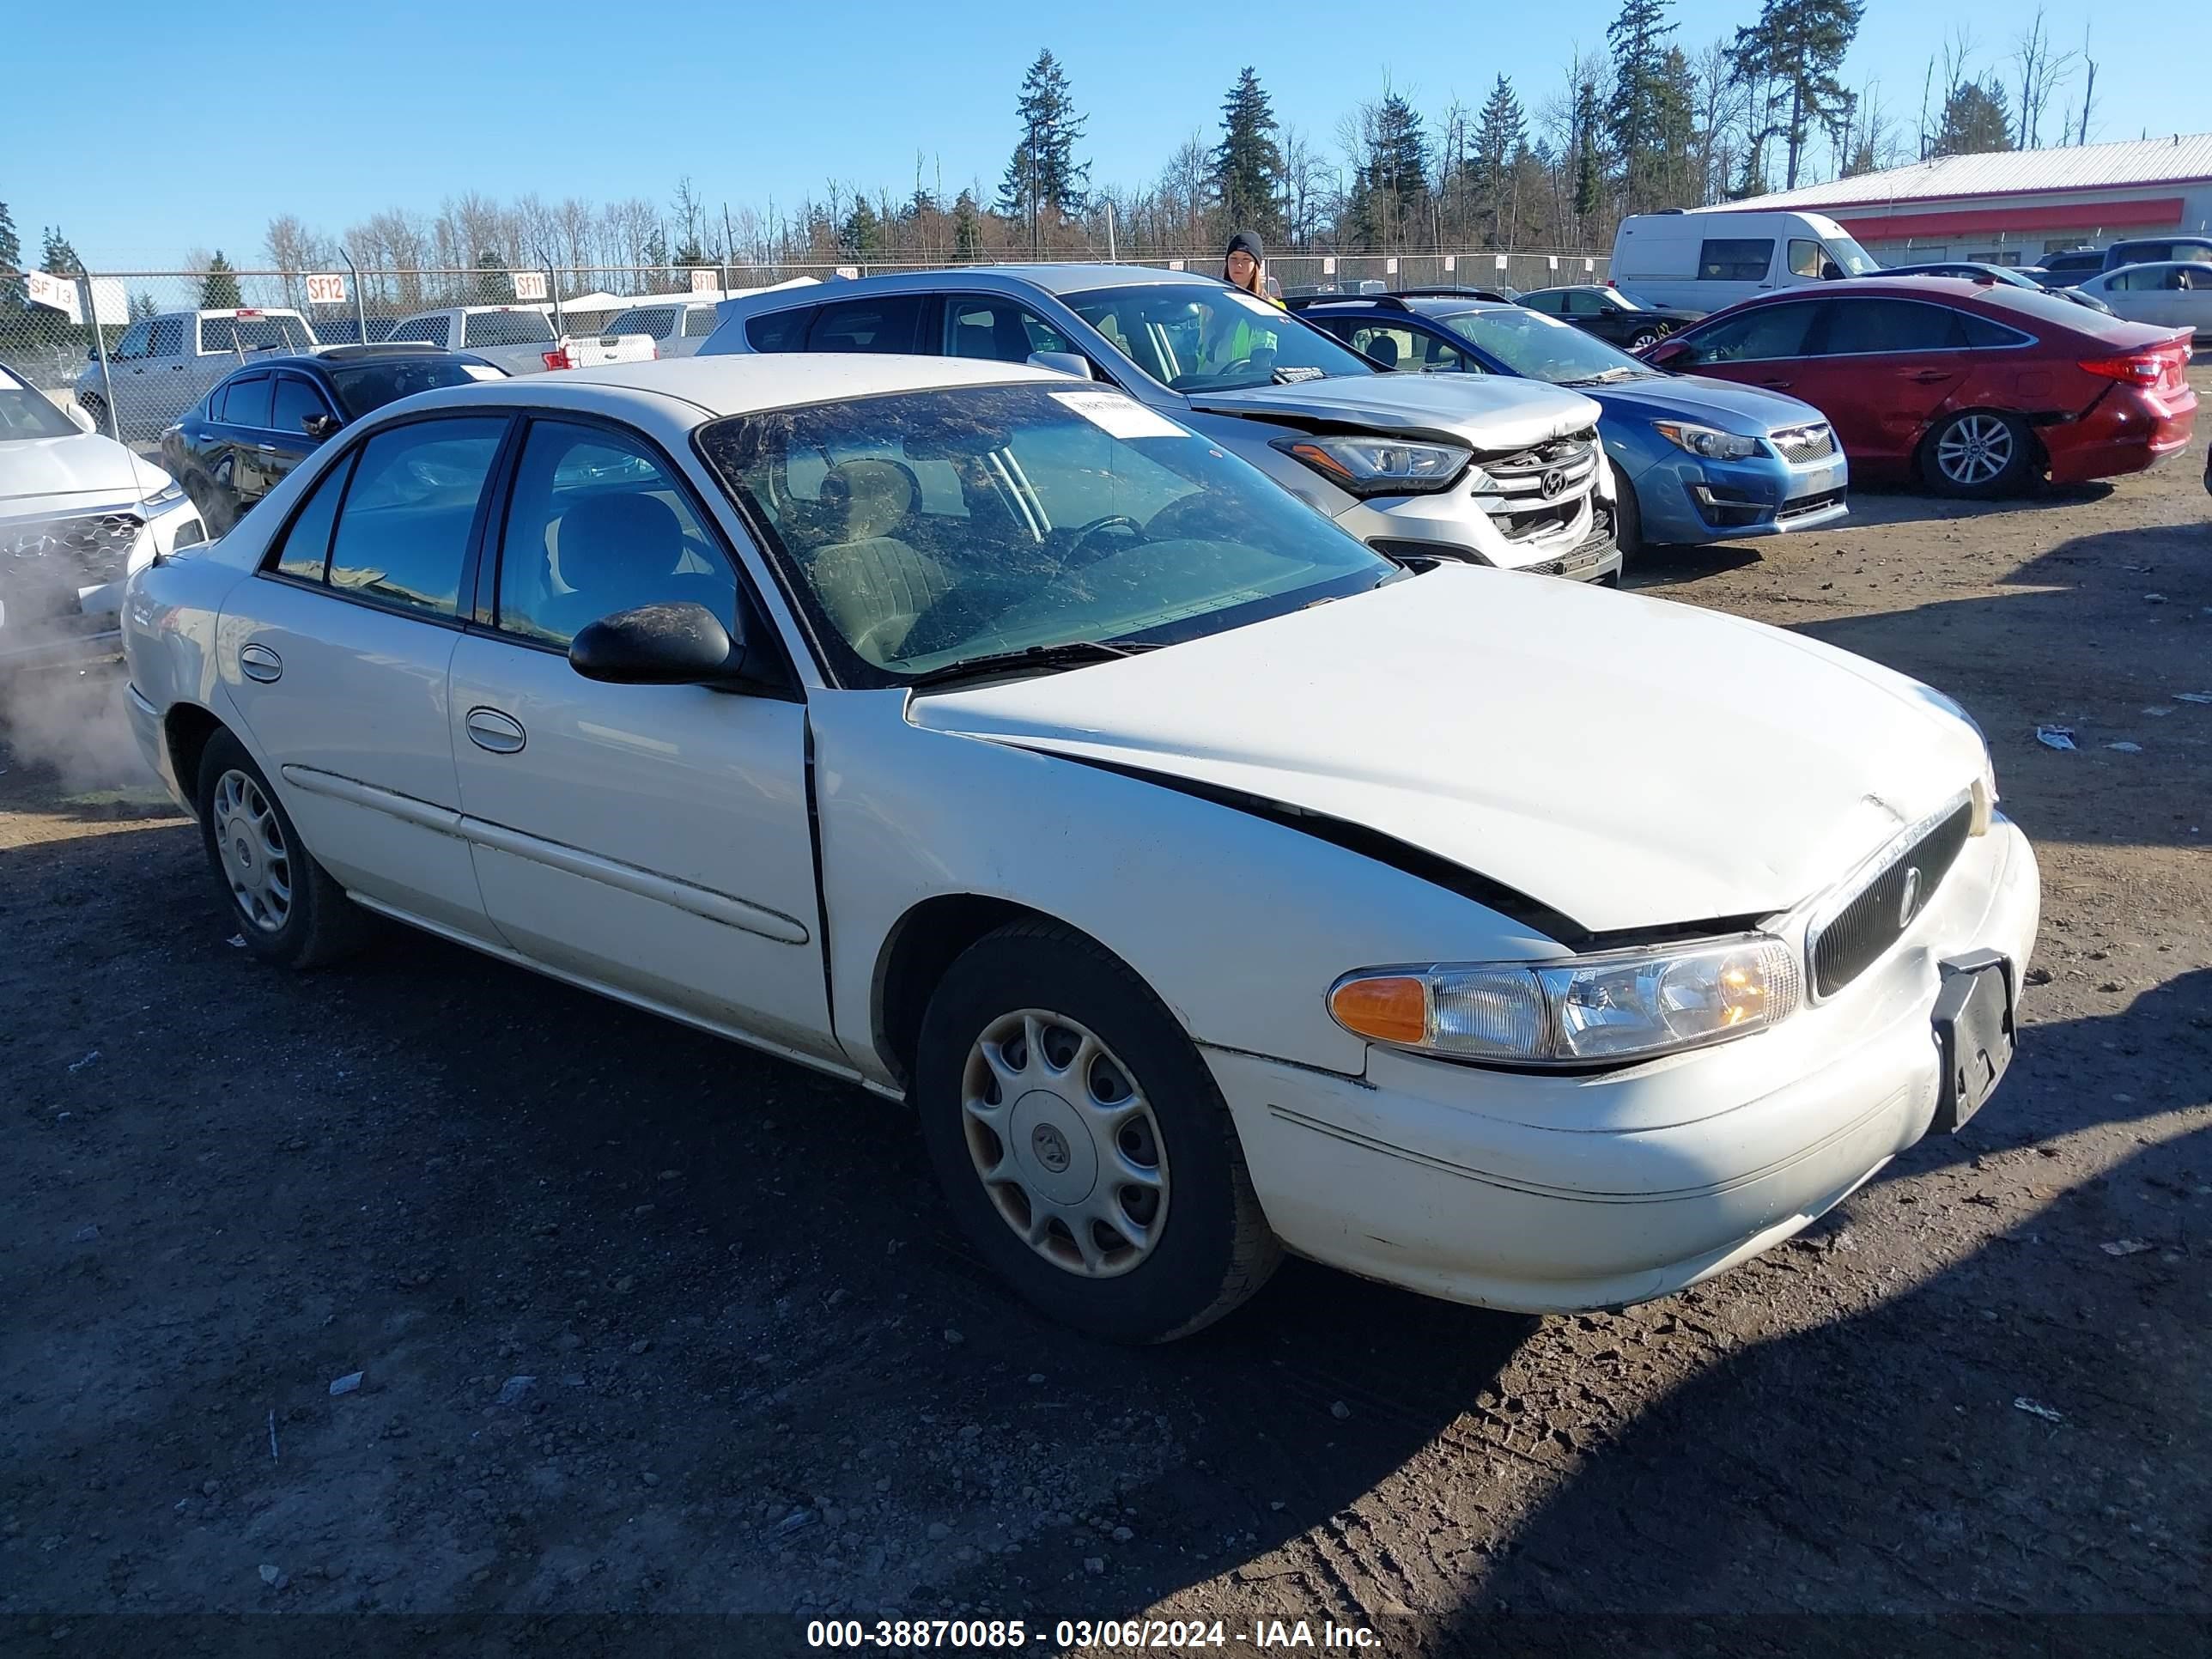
[804,1617,1384,1649]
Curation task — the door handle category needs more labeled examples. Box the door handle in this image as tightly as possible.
[465,707,527,754]
[257,443,278,453]
[1905,369,1952,384]
[239,643,283,683]
[1759,378,1793,390]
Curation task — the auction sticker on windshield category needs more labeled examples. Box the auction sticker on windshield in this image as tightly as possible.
[1049,390,1188,441]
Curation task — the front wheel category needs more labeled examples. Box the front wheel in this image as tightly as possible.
[1922,410,2034,498]
[1609,459,1644,562]
[915,921,1279,1343]
[1626,328,1664,354]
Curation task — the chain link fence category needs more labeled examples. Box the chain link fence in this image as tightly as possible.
[3,250,1608,451]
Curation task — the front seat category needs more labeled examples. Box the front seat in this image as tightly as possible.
[805,459,955,665]
[543,492,688,642]
[1364,332,1401,369]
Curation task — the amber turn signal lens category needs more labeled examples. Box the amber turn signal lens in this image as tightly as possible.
[1328,975,1428,1045]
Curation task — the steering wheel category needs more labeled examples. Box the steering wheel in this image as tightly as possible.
[1060,514,1145,567]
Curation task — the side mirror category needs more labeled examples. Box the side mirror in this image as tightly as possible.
[1643,339,1691,368]
[568,601,749,687]
[1026,351,1091,380]
[68,402,97,434]
[303,413,343,441]
[1820,263,1844,281]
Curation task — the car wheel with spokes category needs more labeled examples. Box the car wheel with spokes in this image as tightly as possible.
[1626,328,1663,353]
[915,920,1279,1342]
[1923,410,2034,499]
[195,729,371,969]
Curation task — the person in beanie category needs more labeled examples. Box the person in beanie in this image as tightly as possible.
[1222,231,1280,306]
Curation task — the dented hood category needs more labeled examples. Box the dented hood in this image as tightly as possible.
[908,567,1988,935]
[1186,373,1599,452]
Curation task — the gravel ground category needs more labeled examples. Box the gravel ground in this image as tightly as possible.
[2,378,2208,1658]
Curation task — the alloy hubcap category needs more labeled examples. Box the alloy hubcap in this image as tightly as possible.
[961,1009,1168,1278]
[212,769,292,933]
[1937,416,2013,485]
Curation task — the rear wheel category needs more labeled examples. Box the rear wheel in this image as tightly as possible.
[1626,327,1664,354]
[1922,410,2034,498]
[915,921,1279,1343]
[195,729,371,969]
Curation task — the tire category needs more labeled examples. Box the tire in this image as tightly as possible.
[195,729,372,969]
[1609,459,1644,563]
[915,920,1280,1343]
[1921,410,2035,499]
[1626,328,1663,354]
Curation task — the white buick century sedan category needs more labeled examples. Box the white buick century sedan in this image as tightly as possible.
[122,356,2039,1342]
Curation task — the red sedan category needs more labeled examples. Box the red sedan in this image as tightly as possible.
[1642,276,2195,497]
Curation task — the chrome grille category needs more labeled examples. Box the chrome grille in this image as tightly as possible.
[1770,423,1837,465]
[0,510,143,620]
[1473,429,1599,546]
[1807,799,1974,999]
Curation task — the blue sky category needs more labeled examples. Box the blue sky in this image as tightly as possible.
[13,0,2205,269]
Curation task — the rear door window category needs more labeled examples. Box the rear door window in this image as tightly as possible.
[325,416,508,617]
[1698,239,1775,283]
[270,451,358,581]
[387,315,453,349]
[1815,299,1968,356]
[805,296,927,353]
[463,311,556,348]
[219,374,273,428]
[744,307,813,352]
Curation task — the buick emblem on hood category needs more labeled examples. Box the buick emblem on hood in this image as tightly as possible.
[1898,866,1923,928]
[1540,468,1566,500]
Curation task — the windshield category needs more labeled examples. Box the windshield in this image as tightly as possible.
[1824,233,1880,276]
[1443,307,1651,383]
[698,382,1393,686]
[1060,283,1374,392]
[0,369,83,441]
[327,358,493,419]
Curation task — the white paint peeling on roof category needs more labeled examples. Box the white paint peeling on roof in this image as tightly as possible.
[1723,132,2212,212]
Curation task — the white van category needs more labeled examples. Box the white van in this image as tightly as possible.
[1610,210,1880,313]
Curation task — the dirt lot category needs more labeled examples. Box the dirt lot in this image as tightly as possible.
[3,380,2208,1658]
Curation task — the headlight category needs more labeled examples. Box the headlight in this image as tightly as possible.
[1329,934,1802,1066]
[1271,434,1470,496]
[1652,422,1763,462]
[143,480,189,512]
[1911,684,1997,832]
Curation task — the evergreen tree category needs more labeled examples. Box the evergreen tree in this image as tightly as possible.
[1606,0,1680,212]
[1572,82,1607,224]
[996,50,1090,244]
[1728,0,1864,191]
[1212,68,1285,240]
[41,227,85,276]
[952,189,982,258]
[1345,92,1431,248]
[127,291,157,322]
[1469,77,1528,245]
[0,202,23,319]
[202,250,243,308]
[1933,79,2013,156]
[840,198,884,260]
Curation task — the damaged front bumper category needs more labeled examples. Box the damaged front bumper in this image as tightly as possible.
[0,493,204,667]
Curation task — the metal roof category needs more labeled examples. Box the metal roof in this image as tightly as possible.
[1724,132,2212,212]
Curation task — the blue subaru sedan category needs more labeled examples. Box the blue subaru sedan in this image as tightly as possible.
[1291,291,1849,556]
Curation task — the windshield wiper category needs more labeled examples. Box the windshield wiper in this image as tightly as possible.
[1558,368,1644,386]
[903,639,1151,691]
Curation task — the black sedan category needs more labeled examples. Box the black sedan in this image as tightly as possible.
[1874,261,2115,315]
[160,344,502,536]
[1518,284,1699,351]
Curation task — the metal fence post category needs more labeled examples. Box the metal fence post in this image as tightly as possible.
[343,249,367,344]
[548,264,563,335]
[79,274,119,443]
